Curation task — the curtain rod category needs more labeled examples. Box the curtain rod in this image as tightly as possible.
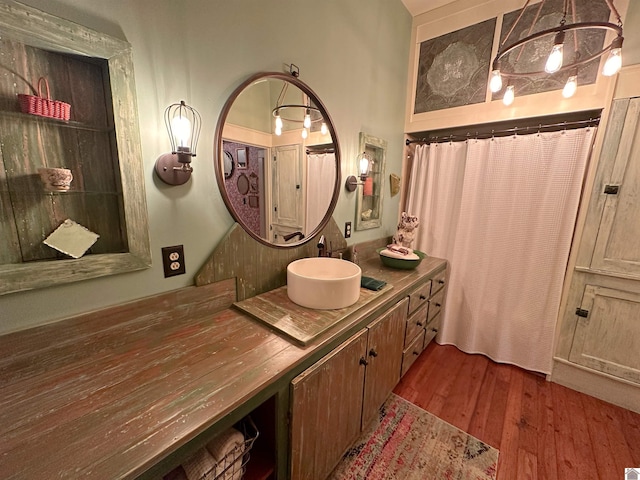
[406,117,600,145]
[306,148,335,154]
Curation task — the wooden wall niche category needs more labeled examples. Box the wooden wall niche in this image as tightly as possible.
[355,132,387,231]
[0,2,150,295]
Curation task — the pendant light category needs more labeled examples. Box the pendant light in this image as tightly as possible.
[490,0,624,106]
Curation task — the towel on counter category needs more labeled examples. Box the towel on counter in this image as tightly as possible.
[206,427,245,480]
[361,276,387,291]
[181,448,217,480]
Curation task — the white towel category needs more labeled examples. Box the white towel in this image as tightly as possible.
[181,448,217,480]
[206,428,245,480]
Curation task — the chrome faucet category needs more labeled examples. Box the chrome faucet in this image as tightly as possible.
[317,235,326,257]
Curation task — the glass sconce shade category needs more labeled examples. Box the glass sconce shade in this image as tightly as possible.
[156,100,201,185]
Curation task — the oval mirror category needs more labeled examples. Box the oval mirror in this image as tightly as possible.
[214,72,341,247]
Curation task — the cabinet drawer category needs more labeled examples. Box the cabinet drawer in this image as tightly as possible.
[405,303,428,345]
[408,281,431,315]
[427,288,445,323]
[424,314,441,350]
[431,270,446,295]
[401,329,426,377]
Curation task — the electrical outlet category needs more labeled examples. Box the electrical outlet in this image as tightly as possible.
[161,245,186,278]
[344,221,352,238]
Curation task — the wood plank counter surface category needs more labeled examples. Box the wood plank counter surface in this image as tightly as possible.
[0,255,446,480]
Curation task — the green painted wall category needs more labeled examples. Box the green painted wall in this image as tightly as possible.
[0,0,412,334]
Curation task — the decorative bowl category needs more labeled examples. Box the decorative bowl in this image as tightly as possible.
[377,248,426,270]
[38,167,72,192]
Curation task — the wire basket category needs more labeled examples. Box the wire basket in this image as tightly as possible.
[164,416,259,480]
[18,77,71,121]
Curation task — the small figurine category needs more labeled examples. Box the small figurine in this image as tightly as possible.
[392,212,419,249]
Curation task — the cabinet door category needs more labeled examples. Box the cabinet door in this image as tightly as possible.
[588,98,640,277]
[362,298,408,429]
[290,329,367,480]
[569,285,640,383]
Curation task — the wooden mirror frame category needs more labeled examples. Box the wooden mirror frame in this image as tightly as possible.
[355,132,387,231]
[0,2,151,295]
[214,72,341,248]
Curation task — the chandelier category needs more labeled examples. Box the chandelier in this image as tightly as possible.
[490,0,624,105]
[272,65,328,139]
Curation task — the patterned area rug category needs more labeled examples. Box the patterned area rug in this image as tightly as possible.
[328,393,499,480]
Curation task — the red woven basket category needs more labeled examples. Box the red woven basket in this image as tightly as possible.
[18,77,71,121]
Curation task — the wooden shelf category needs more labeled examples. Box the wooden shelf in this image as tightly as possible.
[0,189,123,196]
[0,109,113,132]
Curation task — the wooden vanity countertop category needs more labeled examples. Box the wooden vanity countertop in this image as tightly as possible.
[0,256,446,479]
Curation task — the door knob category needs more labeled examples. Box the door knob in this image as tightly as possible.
[359,357,369,366]
[369,348,378,357]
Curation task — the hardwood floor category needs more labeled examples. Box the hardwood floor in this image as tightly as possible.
[393,342,640,480]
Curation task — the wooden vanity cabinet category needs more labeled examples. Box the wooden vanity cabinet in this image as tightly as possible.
[401,269,447,377]
[290,297,408,480]
[360,298,408,428]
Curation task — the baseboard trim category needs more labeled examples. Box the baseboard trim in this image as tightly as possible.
[551,358,640,413]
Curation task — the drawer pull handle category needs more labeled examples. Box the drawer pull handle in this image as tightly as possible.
[419,294,427,300]
[369,349,378,358]
[359,357,369,366]
[416,321,423,327]
[412,351,420,356]
[438,279,445,284]
[435,303,441,307]
[431,328,439,333]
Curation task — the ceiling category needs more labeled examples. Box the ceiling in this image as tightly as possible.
[400,0,459,16]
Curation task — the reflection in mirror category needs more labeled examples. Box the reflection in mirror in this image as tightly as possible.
[215,72,340,248]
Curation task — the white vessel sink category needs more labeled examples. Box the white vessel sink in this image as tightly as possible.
[287,257,362,310]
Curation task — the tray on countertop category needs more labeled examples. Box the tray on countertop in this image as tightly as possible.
[234,283,393,346]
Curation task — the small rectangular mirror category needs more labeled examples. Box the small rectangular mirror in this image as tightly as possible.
[355,132,387,231]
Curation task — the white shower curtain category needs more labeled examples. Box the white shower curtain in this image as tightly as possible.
[305,153,336,234]
[407,128,594,373]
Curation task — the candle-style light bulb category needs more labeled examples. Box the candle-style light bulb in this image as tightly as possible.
[490,69,503,93]
[603,36,623,77]
[545,31,565,74]
[545,44,564,73]
[602,48,622,76]
[503,85,515,106]
[320,122,328,135]
[562,75,578,98]
[303,109,311,129]
[171,115,191,148]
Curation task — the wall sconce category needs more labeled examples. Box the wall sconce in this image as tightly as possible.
[154,100,202,186]
[345,152,371,192]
